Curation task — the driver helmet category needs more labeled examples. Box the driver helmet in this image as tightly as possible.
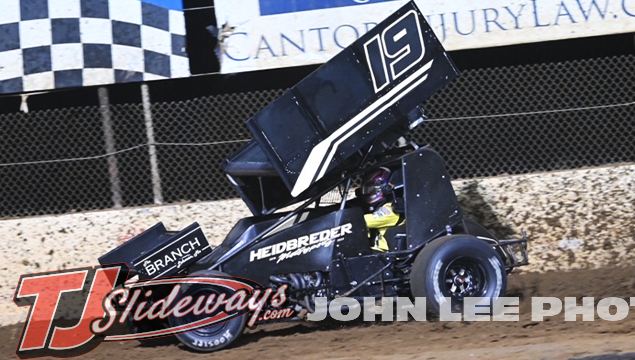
[360,167,392,206]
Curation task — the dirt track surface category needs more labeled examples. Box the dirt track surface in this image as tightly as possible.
[3,266,635,360]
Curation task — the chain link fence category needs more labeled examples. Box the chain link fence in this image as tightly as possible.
[0,54,633,218]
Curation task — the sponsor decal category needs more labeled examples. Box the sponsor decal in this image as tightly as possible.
[139,237,206,277]
[249,223,353,263]
[14,266,291,358]
[215,0,635,74]
[132,226,211,279]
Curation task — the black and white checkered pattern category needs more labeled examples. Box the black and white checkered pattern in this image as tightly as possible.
[0,0,190,94]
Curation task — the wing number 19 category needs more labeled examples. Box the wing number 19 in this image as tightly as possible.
[364,10,426,93]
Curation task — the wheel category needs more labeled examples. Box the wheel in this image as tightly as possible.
[409,235,506,315]
[168,270,247,352]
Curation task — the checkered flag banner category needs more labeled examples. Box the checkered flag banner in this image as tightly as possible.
[0,0,190,94]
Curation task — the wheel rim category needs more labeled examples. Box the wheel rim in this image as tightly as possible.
[442,257,487,300]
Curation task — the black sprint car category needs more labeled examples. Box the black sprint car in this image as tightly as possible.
[99,1,528,352]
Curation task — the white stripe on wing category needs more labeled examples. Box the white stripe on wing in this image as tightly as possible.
[291,59,434,197]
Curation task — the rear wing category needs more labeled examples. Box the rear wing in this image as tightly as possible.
[225,0,459,214]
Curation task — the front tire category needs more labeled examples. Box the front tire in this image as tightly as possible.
[168,270,247,352]
[410,235,506,315]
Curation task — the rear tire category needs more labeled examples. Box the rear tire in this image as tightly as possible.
[410,235,506,315]
[168,270,247,352]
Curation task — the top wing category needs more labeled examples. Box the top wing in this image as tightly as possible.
[246,0,459,197]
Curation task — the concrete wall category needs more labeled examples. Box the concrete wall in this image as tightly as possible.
[2,163,633,325]
[454,165,634,272]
